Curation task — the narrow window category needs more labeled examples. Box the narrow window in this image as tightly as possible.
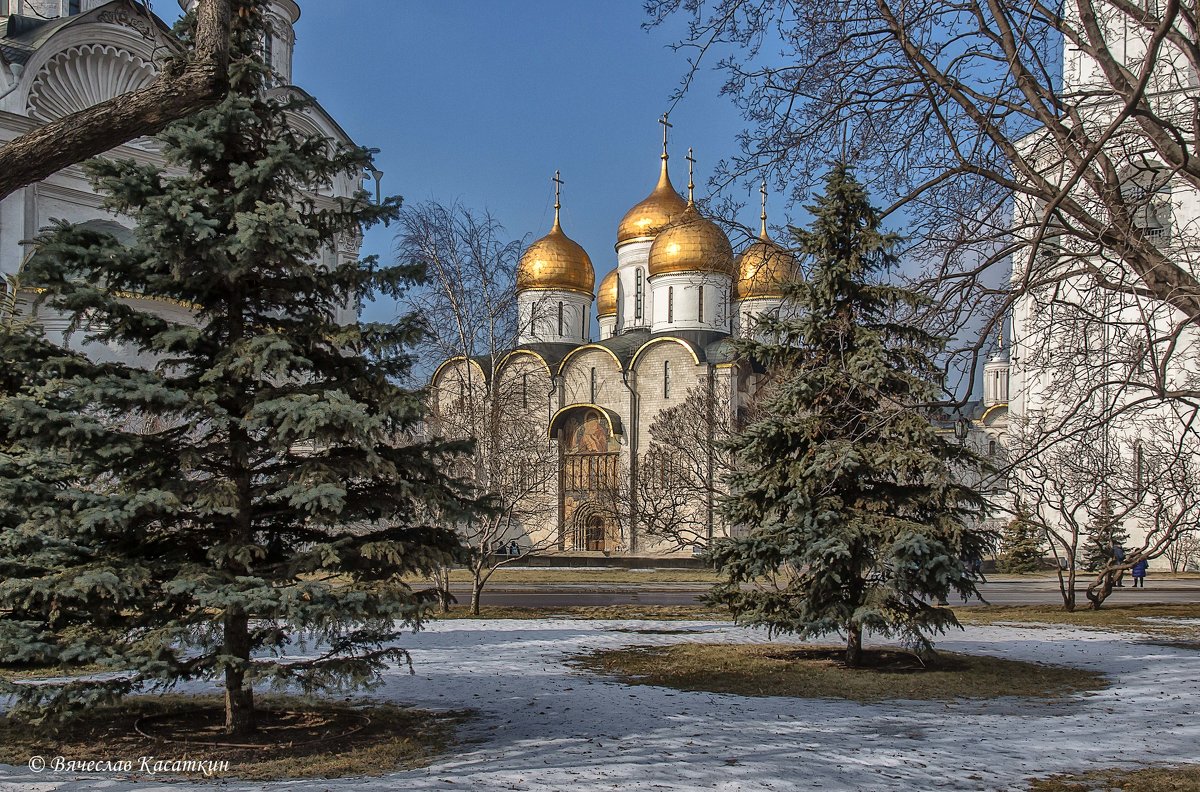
[635,269,644,320]
[581,311,586,339]
[697,286,704,323]
[0,1,9,15]
[1134,442,1145,498]
[663,360,671,399]
[590,367,597,402]
[557,301,564,336]
[988,440,997,457]
[264,33,274,75]
[668,286,674,323]
[67,0,81,14]
[521,372,529,409]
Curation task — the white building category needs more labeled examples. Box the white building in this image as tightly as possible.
[0,0,362,356]
[1006,3,1200,568]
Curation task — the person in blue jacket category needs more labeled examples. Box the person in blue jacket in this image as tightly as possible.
[1131,558,1149,588]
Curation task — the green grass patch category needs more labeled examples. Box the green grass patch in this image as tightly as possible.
[0,694,467,781]
[1029,764,1200,791]
[573,643,1107,702]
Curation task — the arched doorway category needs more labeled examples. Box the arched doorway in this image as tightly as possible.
[552,405,623,553]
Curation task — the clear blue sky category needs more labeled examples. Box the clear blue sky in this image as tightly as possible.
[221,1,773,322]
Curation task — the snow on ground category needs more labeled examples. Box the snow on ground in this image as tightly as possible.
[2,618,1198,792]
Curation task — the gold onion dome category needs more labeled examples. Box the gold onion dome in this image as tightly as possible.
[517,176,595,295]
[597,269,619,317]
[647,203,735,278]
[735,232,798,300]
[616,157,688,247]
[735,179,798,299]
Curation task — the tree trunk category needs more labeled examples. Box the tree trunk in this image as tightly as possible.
[0,0,232,202]
[1055,557,1077,612]
[845,622,864,668]
[471,572,483,616]
[223,610,255,736]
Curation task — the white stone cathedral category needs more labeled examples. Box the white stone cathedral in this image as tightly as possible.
[431,136,799,557]
[0,0,362,361]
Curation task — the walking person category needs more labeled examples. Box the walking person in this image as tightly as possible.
[1131,558,1149,588]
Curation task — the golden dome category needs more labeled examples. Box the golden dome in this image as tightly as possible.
[517,213,595,296]
[616,157,688,247]
[647,203,735,278]
[735,232,799,300]
[597,269,619,317]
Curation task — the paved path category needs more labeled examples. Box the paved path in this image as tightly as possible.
[450,577,1200,608]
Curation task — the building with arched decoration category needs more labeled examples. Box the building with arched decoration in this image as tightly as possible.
[430,133,800,558]
[0,0,363,344]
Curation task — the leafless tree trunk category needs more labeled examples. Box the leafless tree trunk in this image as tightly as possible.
[0,0,232,202]
[399,201,560,614]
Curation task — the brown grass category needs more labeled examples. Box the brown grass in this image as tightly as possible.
[409,567,719,585]
[0,694,467,781]
[572,643,1107,702]
[1029,764,1200,791]
[435,604,729,621]
[956,603,1200,640]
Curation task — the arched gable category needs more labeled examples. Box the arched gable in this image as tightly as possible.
[628,336,702,370]
[556,343,622,376]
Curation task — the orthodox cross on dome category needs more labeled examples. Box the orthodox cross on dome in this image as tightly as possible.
[552,169,563,226]
[760,178,769,239]
[659,113,672,161]
[686,147,696,205]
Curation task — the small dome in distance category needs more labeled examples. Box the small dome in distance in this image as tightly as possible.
[597,269,619,317]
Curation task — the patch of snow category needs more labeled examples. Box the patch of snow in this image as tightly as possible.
[2,619,1197,791]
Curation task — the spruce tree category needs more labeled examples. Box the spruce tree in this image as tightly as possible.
[996,503,1046,573]
[0,1,468,733]
[1082,496,1128,572]
[709,164,991,667]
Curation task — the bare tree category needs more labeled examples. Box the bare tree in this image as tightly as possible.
[0,0,234,202]
[1163,533,1200,572]
[1010,408,1200,609]
[647,0,1200,400]
[397,200,560,614]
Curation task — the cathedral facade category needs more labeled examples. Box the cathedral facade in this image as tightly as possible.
[431,141,798,558]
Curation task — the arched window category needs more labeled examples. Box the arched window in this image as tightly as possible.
[521,372,529,409]
[988,440,997,457]
[635,269,644,320]
[697,285,704,323]
[557,301,564,336]
[663,360,671,399]
[667,286,674,323]
[589,366,597,402]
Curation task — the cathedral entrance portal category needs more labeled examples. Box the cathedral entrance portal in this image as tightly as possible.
[553,406,623,553]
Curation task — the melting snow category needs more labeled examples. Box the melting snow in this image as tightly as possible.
[2,618,1197,791]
